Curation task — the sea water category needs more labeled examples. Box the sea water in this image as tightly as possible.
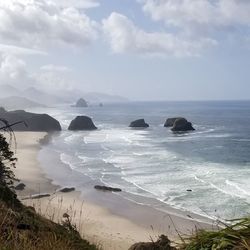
[31,101,250,220]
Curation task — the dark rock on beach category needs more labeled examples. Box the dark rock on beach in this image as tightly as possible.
[59,187,75,193]
[129,119,149,128]
[68,116,97,130]
[129,235,176,250]
[94,185,122,192]
[21,193,51,200]
[72,98,88,107]
[164,117,183,127]
[15,183,26,191]
[171,118,195,132]
[0,108,61,132]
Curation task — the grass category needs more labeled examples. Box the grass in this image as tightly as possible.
[178,218,250,250]
[129,217,250,250]
[0,186,98,250]
[2,187,250,250]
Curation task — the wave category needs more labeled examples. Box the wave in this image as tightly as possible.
[226,180,250,197]
[195,175,250,201]
[60,153,76,169]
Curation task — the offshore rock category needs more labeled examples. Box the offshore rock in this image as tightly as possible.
[72,98,88,107]
[164,117,183,127]
[68,116,97,130]
[129,119,149,128]
[171,118,195,132]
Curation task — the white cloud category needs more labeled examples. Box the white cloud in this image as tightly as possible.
[103,12,216,57]
[0,54,76,91]
[0,0,98,49]
[48,0,100,9]
[0,54,34,87]
[140,0,250,29]
[0,44,47,56]
[40,64,72,72]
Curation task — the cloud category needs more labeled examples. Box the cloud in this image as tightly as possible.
[140,0,250,30]
[0,54,76,91]
[0,44,47,56]
[103,12,216,57]
[0,54,34,87]
[0,0,98,49]
[40,64,72,72]
[48,0,100,9]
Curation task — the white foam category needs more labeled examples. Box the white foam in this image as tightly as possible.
[60,153,76,169]
[226,180,250,197]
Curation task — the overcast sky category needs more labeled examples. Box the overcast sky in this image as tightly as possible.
[0,0,250,101]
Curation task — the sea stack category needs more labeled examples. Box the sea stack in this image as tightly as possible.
[129,119,149,128]
[72,98,88,107]
[164,117,183,127]
[68,116,97,130]
[171,118,195,132]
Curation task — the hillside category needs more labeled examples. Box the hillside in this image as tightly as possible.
[0,96,45,110]
[0,130,97,250]
[0,186,98,250]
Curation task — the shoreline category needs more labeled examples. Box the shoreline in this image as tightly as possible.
[13,131,215,250]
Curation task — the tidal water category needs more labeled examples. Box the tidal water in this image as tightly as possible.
[32,101,250,220]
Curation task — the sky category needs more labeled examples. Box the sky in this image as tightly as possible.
[0,0,250,101]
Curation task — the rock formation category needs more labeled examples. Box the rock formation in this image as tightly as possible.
[72,98,88,107]
[15,183,26,191]
[129,119,149,128]
[129,235,176,250]
[171,118,195,132]
[94,185,122,192]
[0,108,61,132]
[164,117,183,127]
[68,116,97,130]
[59,187,75,193]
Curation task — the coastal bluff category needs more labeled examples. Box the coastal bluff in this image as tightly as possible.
[0,108,61,132]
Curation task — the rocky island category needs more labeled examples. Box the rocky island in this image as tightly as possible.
[68,116,97,130]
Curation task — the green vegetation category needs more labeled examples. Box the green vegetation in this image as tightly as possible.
[132,220,250,250]
[179,218,250,250]
[0,128,98,250]
[0,201,97,250]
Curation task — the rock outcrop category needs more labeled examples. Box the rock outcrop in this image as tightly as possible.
[72,98,88,107]
[129,119,149,128]
[171,118,195,132]
[15,183,26,191]
[129,235,176,250]
[164,117,183,127]
[94,185,122,192]
[68,116,97,130]
[0,108,61,132]
[59,187,75,193]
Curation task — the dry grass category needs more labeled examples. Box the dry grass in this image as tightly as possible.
[0,187,98,250]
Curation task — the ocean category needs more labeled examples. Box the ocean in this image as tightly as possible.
[31,101,250,221]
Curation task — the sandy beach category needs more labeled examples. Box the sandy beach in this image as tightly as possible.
[12,132,214,250]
